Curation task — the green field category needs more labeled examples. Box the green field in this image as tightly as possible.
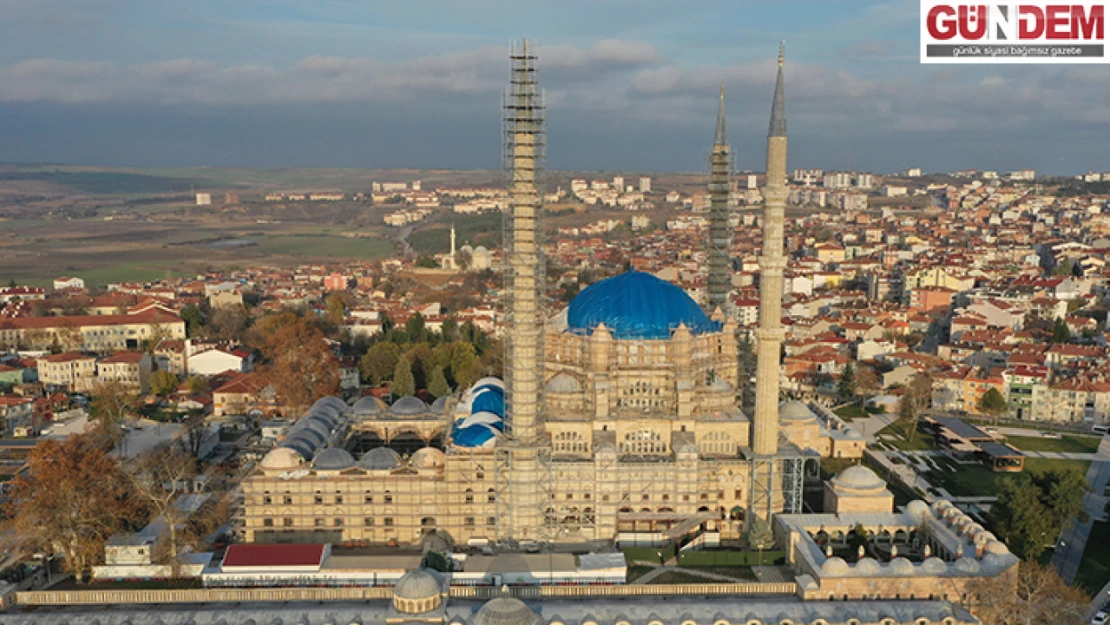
[925,456,1090,497]
[834,404,867,420]
[1005,435,1101,454]
[67,264,197,289]
[877,420,936,451]
[249,235,395,259]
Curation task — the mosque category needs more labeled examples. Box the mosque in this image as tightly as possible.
[5,41,1017,625]
[239,42,866,551]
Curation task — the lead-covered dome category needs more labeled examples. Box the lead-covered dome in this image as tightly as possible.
[260,447,303,471]
[831,465,886,492]
[313,447,356,471]
[566,271,721,339]
[359,447,402,470]
[391,396,427,416]
[474,596,542,625]
[780,400,817,422]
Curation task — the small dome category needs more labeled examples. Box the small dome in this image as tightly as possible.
[460,244,474,254]
[546,373,581,393]
[954,557,981,573]
[312,396,348,414]
[430,396,449,414]
[921,557,949,575]
[832,466,886,492]
[411,447,446,470]
[392,569,443,614]
[472,377,505,391]
[260,447,303,471]
[982,553,1014,570]
[473,245,489,255]
[985,540,1010,555]
[780,400,817,422]
[352,396,384,416]
[313,447,356,471]
[905,500,931,522]
[821,557,850,576]
[291,427,326,448]
[888,557,915,575]
[281,435,317,460]
[394,569,442,600]
[359,447,402,470]
[855,557,882,575]
[474,597,542,625]
[390,396,427,416]
[932,499,953,514]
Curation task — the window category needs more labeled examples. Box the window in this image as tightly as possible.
[487,489,496,502]
[602,495,610,502]
[263,496,272,505]
[384,518,394,527]
[465,517,475,526]
[314,495,324,504]
[283,496,293,504]
[314,518,324,527]
[384,493,393,504]
[567,494,574,500]
[283,518,294,527]
[465,489,474,503]
[734,489,742,499]
[364,518,374,526]
[334,518,344,527]
[642,494,649,501]
[365,495,373,504]
[662,494,669,502]
[263,518,274,527]
[334,496,343,504]
[487,517,497,526]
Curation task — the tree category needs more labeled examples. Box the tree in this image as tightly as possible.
[428,366,451,398]
[977,387,1010,424]
[324,293,349,326]
[360,342,401,386]
[856,365,881,409]
[838,363,856,402]
[126,444,197,577]
[899,374,932,442]
[206,306,250,342]
[180,304,204,336]
[415,255,438,269]
[89,381,141,441]
[966,560,1089,625]
[406,313,428,344]
[992,469,1088,560]
[185,376,210,395]
[260,318,340,414]
[150,370,178,396]
[5,431,143,582]
[1052,317,1071,344]
[392,354,415,398]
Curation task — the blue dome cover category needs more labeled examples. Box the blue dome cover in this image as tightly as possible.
[566,271,721,339]
[470,388,505,417]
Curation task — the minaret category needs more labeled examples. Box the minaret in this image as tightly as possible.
[500,39,546,542]
[707,84,732,313]
[449,223,457,269]
[752,43,788,456]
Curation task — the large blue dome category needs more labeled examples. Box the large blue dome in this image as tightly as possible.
[566,271,721,340]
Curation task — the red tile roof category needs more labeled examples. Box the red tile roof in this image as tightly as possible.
[222,544,327,568]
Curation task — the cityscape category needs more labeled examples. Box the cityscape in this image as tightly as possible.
[1,3,1110,625]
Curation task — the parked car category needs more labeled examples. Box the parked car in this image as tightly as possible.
[1090,611,1108,625]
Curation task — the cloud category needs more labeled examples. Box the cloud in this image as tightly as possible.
[837,40,899,58]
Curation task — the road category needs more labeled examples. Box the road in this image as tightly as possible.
[1052,436,1110,585]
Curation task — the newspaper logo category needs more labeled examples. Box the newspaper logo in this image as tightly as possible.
[921,1,1107,63]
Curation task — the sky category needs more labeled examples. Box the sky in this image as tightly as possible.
[1,0,1108,175]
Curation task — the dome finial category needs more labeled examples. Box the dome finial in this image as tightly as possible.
[778,40,785,67]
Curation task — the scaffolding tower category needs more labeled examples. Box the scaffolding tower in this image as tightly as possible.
[496,38,552,545]
[707,85,733,315]
[745,439,807,537]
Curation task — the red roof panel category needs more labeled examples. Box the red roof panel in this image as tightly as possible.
[222,543,326,568]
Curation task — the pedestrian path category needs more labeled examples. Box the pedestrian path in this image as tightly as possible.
[1052,437,1110,585]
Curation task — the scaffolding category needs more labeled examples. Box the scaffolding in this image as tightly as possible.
[706,86,733,315]
[745,440,808,536]
[496,38,553,546]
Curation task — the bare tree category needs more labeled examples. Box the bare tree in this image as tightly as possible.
[965,561,1088,625]
[126,444,197,578]
[88,380,141,444]
[899,373,932,443]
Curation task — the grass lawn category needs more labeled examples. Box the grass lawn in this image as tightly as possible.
[1005,435,1101,454]
[835,404,867,420]
[877,420,936,451]
[1076,521,1110,594]
[77,264,196,289]
[925,456,1091,497]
